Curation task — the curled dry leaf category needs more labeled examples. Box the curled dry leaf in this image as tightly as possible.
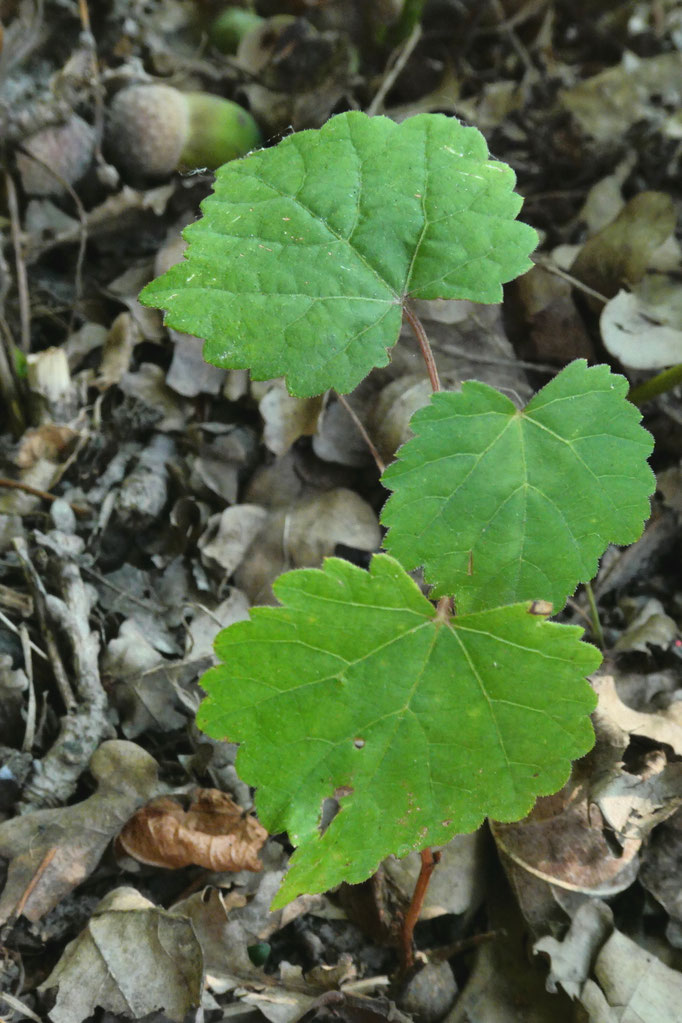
[118,788,267,871]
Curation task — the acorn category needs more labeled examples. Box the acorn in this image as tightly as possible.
[17,114,95,196]
[209,7,265,54]
[105,84,261,182]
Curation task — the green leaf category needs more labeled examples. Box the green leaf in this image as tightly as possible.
[381,360,655,612]
[139,111,537,397]
[197,554,599,907]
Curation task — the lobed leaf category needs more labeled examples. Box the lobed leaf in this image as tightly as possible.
[381,360,655,612]
[140,111,537,397]
[197,554,599,907]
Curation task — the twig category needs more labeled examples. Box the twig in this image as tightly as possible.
[488,0,535,77]
[0,609,47,661]
[335,391,385,473]
[16,147,89,334]
[404,303,441,392]
[4,172,31,352]
[19,538,114,810]
[0,476,90,517]
[367,21,422,117]
[0,476,89,515]
[20,624,36,752]
[532,255,609,305]
[12,537,76,713]
[426,928,503,962]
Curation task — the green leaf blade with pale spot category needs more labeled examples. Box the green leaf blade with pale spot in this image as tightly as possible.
[381,360,655,612]
[139,111,537,397]
[197,554,599,908]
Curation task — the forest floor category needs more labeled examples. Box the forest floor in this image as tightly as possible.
[1,2,682,1021]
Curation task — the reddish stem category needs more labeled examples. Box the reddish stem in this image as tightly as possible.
[404,303,441,392]
[400,847,441,972]
[397,305,445,974]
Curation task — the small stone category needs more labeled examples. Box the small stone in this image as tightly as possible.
[397,960,458,1023]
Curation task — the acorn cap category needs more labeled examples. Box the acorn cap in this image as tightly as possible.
[105,84,190,181]
[17,114,95,196]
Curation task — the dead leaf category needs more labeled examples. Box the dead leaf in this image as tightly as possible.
[118,364,188,432]
[492,788,641,898]
[236,488,381,604]
[582,927,682,1022]
[570,192,676,306]
[593,675,682,755]
[14,424,80,469]
[172,851,322,981]
[0,741,160,924]
[117,789,267,871]
[613,597,679,653]
[39,887,203,1023]
[257,378,324,456]
[560,52,682,145]
[200,505,269,577]
[368,374,433,464]
[166,331,227,396]
[185,590,251,659]
[283,488,381,565]
[510,264,593,365]
[601,274,682,370]
[312,380,379,468]
[534,901,613,999]
[640,809,682,947]
[95,311,141,388]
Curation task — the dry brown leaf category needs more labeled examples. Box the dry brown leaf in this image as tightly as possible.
[491,787,641,897]
[117,788,267,871]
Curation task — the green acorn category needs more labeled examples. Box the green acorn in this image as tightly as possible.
[209,7,264,54]
[105,84,261,182]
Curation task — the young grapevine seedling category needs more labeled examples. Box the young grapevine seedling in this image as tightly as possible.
[140,113,654,937]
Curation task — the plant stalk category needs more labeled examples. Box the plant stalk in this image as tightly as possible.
[628,363,682,406]
[583,581,605,650]
[400,847,441,972]
[404,303,441,392]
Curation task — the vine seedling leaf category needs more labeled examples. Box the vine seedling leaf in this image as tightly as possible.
[197,554,600,907]
[139,111,537,397]
[382,360,655,612]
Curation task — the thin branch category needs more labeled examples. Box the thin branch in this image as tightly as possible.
[367,21,422,117]
[335,391,385,473]
[0,477,90,517]
[12,537,76,713]
[532,255,609,305]
[5,173,31,352]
